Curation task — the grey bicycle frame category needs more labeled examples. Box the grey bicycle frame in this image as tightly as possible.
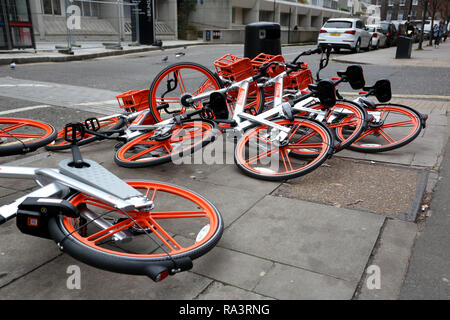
[0,161,153,237]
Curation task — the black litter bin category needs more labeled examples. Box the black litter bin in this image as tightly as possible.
[244,22,281,59]
[395,36,413,59]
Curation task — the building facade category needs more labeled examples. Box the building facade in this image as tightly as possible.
[188,0,353,43]
[374,0,424,22]
[30,0,177,42]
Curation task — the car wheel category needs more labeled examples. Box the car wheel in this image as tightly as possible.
[353,39,361,53]
[366,38,372,51]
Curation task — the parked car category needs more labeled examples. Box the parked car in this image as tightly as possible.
[366,24,387,49]
[318,18,372,53]
[379,21,398,47]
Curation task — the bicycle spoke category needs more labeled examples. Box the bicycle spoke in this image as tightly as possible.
[381,119,415,128]
[86,219,134,244]
[378,128,396,144]
[150,211,208,219]
[142,219,179,252]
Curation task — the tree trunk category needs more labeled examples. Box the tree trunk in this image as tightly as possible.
[419,0,429,49]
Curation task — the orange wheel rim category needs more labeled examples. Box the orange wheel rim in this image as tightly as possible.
[345,105,420,149]
[63,181,220,258]
[117,121,212,163]
[0,118,53,143]
[236,119,329,176]
[151,65,221,122]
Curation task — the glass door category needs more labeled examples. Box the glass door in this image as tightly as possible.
[0,1,8,49]
[6,0,34,48]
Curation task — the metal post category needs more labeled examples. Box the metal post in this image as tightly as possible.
[117,0,122,47]
[273,0,276,22]
[65,0,73,53]
[135,3,140,44]
[288,7,291,44]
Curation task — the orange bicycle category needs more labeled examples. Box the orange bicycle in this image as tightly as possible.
[0,118,56,156]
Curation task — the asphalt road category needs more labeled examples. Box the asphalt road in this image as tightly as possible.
[0,44,449,97]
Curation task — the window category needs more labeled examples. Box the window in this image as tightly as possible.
[356,20,364,29]
[8,0,30,21]
[376,0,381,5]
[42,0,61,15]
[388,0,393,6]
[398,12,403,20]
[412,0,418,5]
[323,20,353,28]
[399,0,406,6]
[72,1,99,17]
[386,11,392,21]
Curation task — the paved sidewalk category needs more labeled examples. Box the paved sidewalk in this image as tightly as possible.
[0,40,204,65]
[333,40,450,68]
[0,93,448,299]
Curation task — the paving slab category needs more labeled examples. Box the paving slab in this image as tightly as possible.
[357,219,417,300]
[191,246,274,291]
[203,165,281,196]
[0,254,213,300]
[0,216,61,288]
[195,282,273,300]
[221,195,385,283]
[0,77,119,115]
[253,263,355,300]
[274,158,426,221]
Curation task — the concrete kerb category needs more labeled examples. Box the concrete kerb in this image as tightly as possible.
[0,42,205,66]
[0,42,318,66]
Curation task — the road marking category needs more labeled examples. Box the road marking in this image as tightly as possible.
[73,100,117,107]
[340,92,450,100]
[0,105,52,116]
[0,84,52,88]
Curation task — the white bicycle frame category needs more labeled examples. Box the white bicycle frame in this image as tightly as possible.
[0,160,153,235]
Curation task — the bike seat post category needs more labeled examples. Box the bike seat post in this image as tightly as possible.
[64,123,87,169]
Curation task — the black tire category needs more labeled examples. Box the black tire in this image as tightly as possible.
[353,39,361,53]
[0,118,57,156]
[114,119,218,168]
[307,100,369,152]
[45,116,126,151]
[47,181,224,278]
[149,62,224,122]
[234,117,334,181]
[348,103,424,153]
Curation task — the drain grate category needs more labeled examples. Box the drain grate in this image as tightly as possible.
[273,158,428,222]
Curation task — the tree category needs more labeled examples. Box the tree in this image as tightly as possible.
[428,0,443,46]
[418,0,429,49]
[439,0,450,31]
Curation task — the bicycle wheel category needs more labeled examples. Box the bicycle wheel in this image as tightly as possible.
[306,100,368,151]
[0,118,56,156]
[345,103,423,153]
[115,120,217,167]
[45,116,125,151]
[48,180,223,280]
[149,62,265,124]
[149,62,223,122]
[234,117,333,181]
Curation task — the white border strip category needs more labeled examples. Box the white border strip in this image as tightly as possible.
[0,105,52,116]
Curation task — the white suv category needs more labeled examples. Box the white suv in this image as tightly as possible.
[318,18,372,53]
